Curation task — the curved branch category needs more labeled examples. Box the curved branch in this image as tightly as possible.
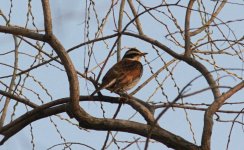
[0,103,199,150]
[41,0,80,124]
[0,96,143,132]
[0,25,45,41]
[0,90,154,143]
[0,90,38,108]
[78,114,199,150]
[122,32,182,58]
[0,105,66,145]
[201,81,244,149]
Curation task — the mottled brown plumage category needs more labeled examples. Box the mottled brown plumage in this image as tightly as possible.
[91,48,147,96]
[102,59,143,92]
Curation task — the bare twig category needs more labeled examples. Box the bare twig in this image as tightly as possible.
[190,0,227,36]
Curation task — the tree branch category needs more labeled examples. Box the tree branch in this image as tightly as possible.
[117,0,126,61]
[0,105,66,145]
[78,114,200,150]
[0,29,19,127]
[127,0,144,35]
[41,0,52,35]
[184,0,195,57]
[0,95,199,149]
[201,81,244,149]
[41,0,81,124]
[0,25,45,41]
[0,101,199,149]
[0,90,38,108]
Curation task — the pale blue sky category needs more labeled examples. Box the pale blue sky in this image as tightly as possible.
[0,1,243,150]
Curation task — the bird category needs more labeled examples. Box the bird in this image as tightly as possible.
[91,48,147,96]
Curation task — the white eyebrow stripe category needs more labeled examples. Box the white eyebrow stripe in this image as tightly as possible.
[125,51,141,55]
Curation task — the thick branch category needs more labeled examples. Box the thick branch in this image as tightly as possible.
[41,0,52,35]
[0,102,199,150]
[184,0,195,57]
[0,95,149,139]
[0,105,66,145]
[0,25,45,41]
[41,0,80,124]
[78,114,200,150]
[201,81,244,150]
[0,94,199,149]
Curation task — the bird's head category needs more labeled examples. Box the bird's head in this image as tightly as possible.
[122,48,148,61]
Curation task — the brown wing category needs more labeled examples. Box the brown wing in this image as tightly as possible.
[101,62,122,87]
[102,60,143,91]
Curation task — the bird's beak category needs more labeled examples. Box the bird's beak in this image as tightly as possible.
[141,52,148,56]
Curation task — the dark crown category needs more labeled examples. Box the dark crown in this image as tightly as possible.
[122,48,142,59]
